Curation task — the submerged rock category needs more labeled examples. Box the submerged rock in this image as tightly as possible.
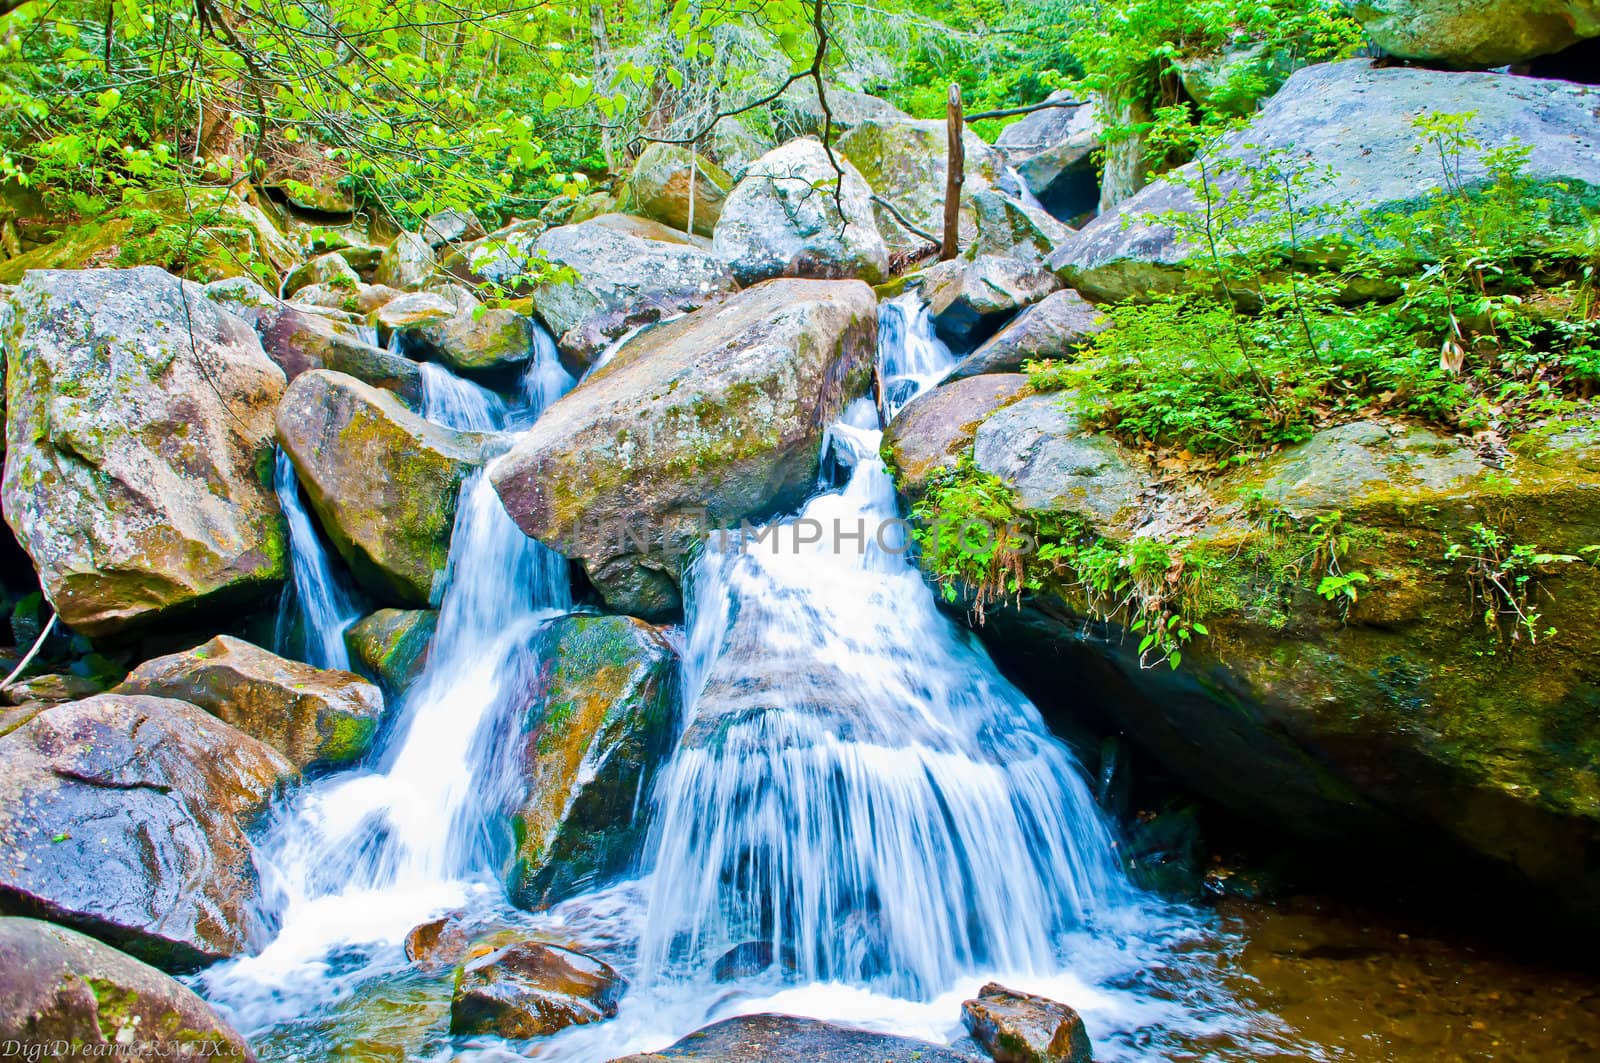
[1349,0,1600,67]
[276,370,490,606]
[505,615,678,909]
[0,917,256,1058]
[607,1014,983,1062]
[961,983,1093,1063]
[946,290,1107,382]
[630,144,733,237]
[1052,61,1600,301]
[713,138,889,286]
[449,940,623,1038]
[0,694,291,968]
[345,608,437,697]
[115,635,385,770]
[1,267,287,637]
[490,278,877,618]
[529,217,738,368]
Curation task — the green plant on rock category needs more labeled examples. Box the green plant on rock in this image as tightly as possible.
[1442,522,1589,648]
[1307,509,1368,620]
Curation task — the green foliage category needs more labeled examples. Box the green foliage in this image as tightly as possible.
[1442,523,1591,648]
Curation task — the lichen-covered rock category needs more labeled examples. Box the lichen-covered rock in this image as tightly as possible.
[345,608,437,697]
[375,231,437,290]
[708,118,776,180]
[713,139,889,286]
[449,940,623,1038]
[585,212,711,247]
[607,1014,984,1063]
[421,208,487,248]
[837,118,1002,254]
[1173,38,1299,115]
[1349,0,1600,68]
[490,279,877,618]
[205,278,423,404]
[961,983,1092,1063]
[630,144,733,237]
[946,290,1108,381]
[0,917,256,1058]
[505,615,678,909]
[276,370,490,606]
[404,308,532,377]
[1052,61,1600,301]
[1,267,287,637]
[283,251,361,298]
[965,188,1072,265]
[920,255,1061,348]
[529,218,738,368]
[774,83,911,138]
[371,291,456,342]
[0,694,292,968]
[882,374,1031,497]
[115,635,385,770]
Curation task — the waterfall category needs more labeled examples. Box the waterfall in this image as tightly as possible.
[631,295,1129,1000]
[420,361,507,431]
[272,447,360,671]
[1006,165,1048,215]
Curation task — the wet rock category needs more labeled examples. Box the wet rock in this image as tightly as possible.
[1052,62,1600,301]
[883,374,1031,498]
[1350,0,1600,67]
[421,208,487,248]
[115,635,385,770]
[711,940,797,982]
[404,914,468,971]
[0,674,104,706]
[405,307,532,377]
[449,940,623,1038]
[607,1014,983,1062]
[0,694,291,968]
[276,370,491,606]
[1,267,286,637]
[375,231,437,290]
[345,608,437,697]
[372,291,456,338]
[0,917,256,1058]
[713,138,889,286]
[837,118,1002,254]
[630,144,733,237]
[961,983,1092,1063]
[946,290,1108,381]
[283,250,361,298]
[506,615,678,908]
[920,255,1061,348]
[490,279,877,618]
[529,218,738,368]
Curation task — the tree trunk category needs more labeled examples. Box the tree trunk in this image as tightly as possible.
[589,2,616,171]
[941,83,963,261]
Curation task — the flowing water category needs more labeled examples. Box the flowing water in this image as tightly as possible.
[203,298,1592,1063]
[272,447,361,671]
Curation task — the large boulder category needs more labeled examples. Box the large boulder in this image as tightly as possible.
[115,635,385,770]
[406,308,532,377]
[1052,61,1600,302]
[205,277,424,404]
[449,940,623,1038]
[712,139,890,286]
[1,267,287,637]
[919,255,1061,349]
[774,84,911,138]
[0,694,292,968]
[529,218,739,368]
[961,983,1093,1063]
[946,290,1108,382]
[505,615,678,909]
[608,1014,983,1062]
[1003,96,1104,224]
[837,118,1002,254]
[276,370,490,606]
[882,374,1032,498]
[1348,0,1600,67]
[283,251,361,299]
[345,608,437,697]
[421,208,487,248]
[375,231,437,290]
[490,279,877,618]
[630,144,734,237]
[0,917,255,1058]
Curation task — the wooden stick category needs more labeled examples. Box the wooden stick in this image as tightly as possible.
[941,83,964,262]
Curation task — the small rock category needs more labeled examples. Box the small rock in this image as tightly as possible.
[449,940,624,1038]
[283,251,361,298]
[961,982,1092,1063]
[404,914,468,970]
[372,291,456,338]
[345,609,437,697]
[421,208,487,248]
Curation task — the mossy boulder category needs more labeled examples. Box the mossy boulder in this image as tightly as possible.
[489,278,878,618]
[630,144,733,237]
[283,250,361,298]
[374,232,437,291]
[0,188,299,288]
[529,217,738,369]
[1051,61,1600,301]
[275,370,491,606]
[406,308,532,377]
[115,635,385,770]
[892,405,1600,926]
[1349,0,1600,68]
[504,614,678,909]
[449,940,623,1038]
[345,608,437,698]
[712,139,889,286]
[0,694,292,968]
[0,917,256,1058]
[1,267,287,637]
[837,117,1001,254]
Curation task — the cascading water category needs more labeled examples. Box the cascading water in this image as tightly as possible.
[272,447,360,671]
